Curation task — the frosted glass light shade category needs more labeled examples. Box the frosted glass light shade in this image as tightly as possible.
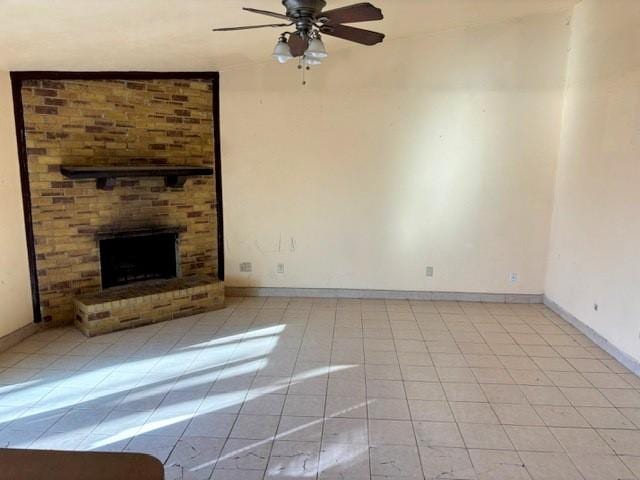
[305,37,328,58]
[302,55,322,66]
[272,38,293,63]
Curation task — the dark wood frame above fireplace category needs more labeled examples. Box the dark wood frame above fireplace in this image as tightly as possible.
[10,71,225,324]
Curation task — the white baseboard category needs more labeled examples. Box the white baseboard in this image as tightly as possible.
[0,323,40,353]
[226,286,543,304]
[544,296,640,377]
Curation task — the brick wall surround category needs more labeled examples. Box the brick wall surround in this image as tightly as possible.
[20,78,219,326]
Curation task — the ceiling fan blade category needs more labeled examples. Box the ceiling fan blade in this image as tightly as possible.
[320,24,385,46]
[320,2,383,24]
[288,33,309,57]
[212,23,291,32]
[242,7,290,21]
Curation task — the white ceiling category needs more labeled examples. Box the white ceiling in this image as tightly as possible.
[0,0,578,71]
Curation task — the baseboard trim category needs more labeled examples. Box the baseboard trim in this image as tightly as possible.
[0,322,40,354]
[226,286,543,304]
[544,296,640,376]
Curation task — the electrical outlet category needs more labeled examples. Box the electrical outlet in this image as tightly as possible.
[240,262,252,273]
[277,263,285,274]
[509,272,518,283]
[426,266,434,277]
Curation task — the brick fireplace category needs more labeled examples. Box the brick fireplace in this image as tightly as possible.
[16,74,224,334]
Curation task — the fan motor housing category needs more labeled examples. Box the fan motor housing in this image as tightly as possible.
[282,0,327,19]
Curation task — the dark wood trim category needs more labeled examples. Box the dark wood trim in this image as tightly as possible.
[60,165,213,190]
[9,71,225,322]
[10,71,220,81]
[212,72,225,281]
[60,165,214,179]
[10,73,41,323]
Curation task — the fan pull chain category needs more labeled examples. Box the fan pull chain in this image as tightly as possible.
[297,59,311,86]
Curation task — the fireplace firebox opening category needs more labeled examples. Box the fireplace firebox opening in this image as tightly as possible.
[99,229,180,289]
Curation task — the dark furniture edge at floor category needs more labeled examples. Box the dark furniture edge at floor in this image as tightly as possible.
[10,71,225,323]
[0,448,164,480]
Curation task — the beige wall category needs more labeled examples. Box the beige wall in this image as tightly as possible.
[221,12,570,294]
[546,0,640,363]
[0,71,33,336]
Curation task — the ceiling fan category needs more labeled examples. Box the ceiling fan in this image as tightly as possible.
[212,1,385,67]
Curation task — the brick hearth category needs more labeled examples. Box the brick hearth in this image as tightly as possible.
[74,276,223,336]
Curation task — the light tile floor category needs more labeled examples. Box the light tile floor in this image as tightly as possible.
[1,297,639,479]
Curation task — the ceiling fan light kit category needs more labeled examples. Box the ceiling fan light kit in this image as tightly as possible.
[271,31,325,67]
[214,0,384,77]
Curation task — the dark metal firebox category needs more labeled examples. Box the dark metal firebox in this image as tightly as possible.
[98,228,181,289]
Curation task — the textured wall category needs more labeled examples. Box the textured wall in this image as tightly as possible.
[20,78,219,325]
